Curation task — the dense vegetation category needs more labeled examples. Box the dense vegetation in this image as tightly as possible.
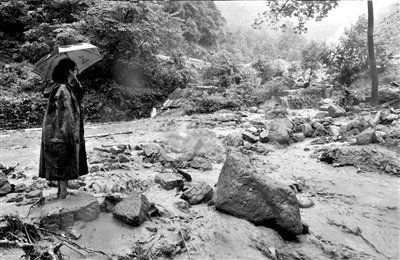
[0,1,399,129]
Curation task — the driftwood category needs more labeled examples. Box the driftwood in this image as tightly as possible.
[86,131,133,139]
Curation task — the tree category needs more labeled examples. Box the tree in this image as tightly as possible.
[254,0,380,106]
[367,0,378,106]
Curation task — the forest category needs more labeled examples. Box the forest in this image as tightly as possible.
[0,1,400,260]
[0,0,398,129]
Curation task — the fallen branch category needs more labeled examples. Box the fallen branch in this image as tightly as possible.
[86,131,133,139]
[179,230,191,260]
[37,227,111,258]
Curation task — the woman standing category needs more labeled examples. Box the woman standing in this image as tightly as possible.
[39,58,88,199]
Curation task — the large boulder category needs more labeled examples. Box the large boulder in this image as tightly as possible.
[0,172,12,196]
[113,192,151,226]
[266,119,293,145]
[215,152,303,236]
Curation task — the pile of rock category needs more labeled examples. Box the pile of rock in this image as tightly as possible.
[320,146,400,175]
[318,98,346,118]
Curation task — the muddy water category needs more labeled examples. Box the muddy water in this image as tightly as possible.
[1,113,399,259]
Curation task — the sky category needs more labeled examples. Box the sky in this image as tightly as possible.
[216,0,399,42]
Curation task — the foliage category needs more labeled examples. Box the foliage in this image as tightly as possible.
[163,1,226,48]
[253,0,339,33]
[202,50,242,89]
[301,40,330,72]
[252,57,294,84]
[324,15,393,86]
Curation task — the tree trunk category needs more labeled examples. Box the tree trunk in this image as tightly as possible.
[367,0,379,106]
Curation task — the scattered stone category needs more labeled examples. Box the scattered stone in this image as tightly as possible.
[296,195,315,208]
[225,132,244,147]
[301,123,314,137]
[181,182,214,205]
[259,129,269,143]
[143,163,153,168]
[69,229,81,240]
[249,106,258,113]
[117,154,130,163]
[303,147,310,152]
[356,128,375,145]
[327,125,340,137]
[190,157,212,171]
[242,131,259,143]
[215,152,303,236]
[13,183,28,193]
[25,190,42,199]
[327,104,346,118]
[89,165,100,173]
[314,111,330,119]
[174,200,191,212]
[5,193,24,203]
[292,133,305,143]
[0,172,12,196]
[155,173,184,190]
[100,194,126,212]
[88,152,107,164]
[110,145,126,155]
[142,144,161,157]
[113,192,151,226]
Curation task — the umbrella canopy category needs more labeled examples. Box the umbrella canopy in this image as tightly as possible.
[33,43,102,81]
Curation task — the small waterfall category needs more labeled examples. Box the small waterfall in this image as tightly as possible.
[279,97,291,109]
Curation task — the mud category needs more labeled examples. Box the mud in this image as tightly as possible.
[0,110,399,259]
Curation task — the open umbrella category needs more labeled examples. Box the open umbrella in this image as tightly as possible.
[33,42,102,81]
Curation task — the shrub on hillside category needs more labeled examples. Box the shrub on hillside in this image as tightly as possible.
[0,93,47,129]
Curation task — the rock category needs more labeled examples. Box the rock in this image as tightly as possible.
[69,229,81,240]
[267,119,293,145]
[327,105,346,118]
[314,111,330,119]
[89,165,100,173]
[88,152,107,164]
[383,113,399,123]
[301,123,314,137]
[25,190,42,199]
[327,125,340,137]
[117,154,130,163]
[142,144,161,157]
[100,194,125,212]
[247,126,258,134]
[68,180,84,190]
[256,109,266,114]
[347,128,361,136]
[0,172,12,196]
[242,131,259,143]
[181,182,214,205]
[31,191,100,230]
[319,104,331,111]
[318,98,336,106]
[296,195,315,208]
[190,157,212,171]
[5,193,24,203]
[249,106,258,113]
[215,152,303,236]
[259,129,269,143]
[356,128,375,145]
[154,173,184,190]
[110,145,126,155]
[14,183,28,193]
[225,132,244,147]
[113,192,151,226]
[292,133,305,143]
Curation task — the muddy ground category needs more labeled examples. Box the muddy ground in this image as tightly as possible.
[0,108,399,260]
